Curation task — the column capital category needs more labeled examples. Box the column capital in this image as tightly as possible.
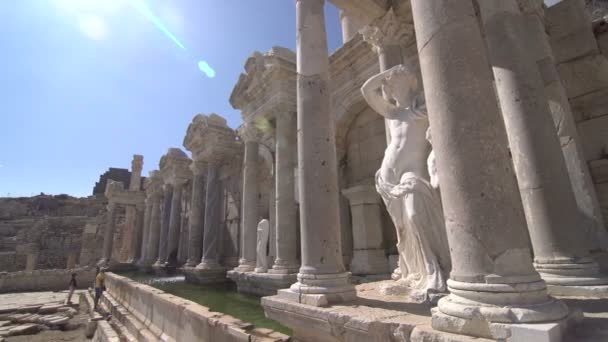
[360,8,415,54]
[131,154,144,172]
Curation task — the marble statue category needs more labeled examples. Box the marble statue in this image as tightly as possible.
[255,219,270,273]
[361,58,451,301]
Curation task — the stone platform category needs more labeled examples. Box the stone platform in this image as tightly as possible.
[262,280,608,342]
[227,270,297,296]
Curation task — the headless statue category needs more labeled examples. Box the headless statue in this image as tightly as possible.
[361,57,451,301]
[255,219,270,273]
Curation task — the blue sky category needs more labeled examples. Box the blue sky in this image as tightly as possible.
[0,0,342,197]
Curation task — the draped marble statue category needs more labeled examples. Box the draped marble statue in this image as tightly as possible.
[255,219,270,273]
[361,58,451,302]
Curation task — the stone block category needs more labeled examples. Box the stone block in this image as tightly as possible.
[557,55,608,99]
[8,323,40,336]
[576,114,608,161]
[570,88,608,122]
[550,28,599,64]
[545,0,591,39]
[508,323,562,342]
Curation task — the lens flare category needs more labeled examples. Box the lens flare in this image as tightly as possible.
[198,61,215,78]
[129,0,215,79]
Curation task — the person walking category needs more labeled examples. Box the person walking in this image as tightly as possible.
[66,273,77,304]
[94,269,106,310]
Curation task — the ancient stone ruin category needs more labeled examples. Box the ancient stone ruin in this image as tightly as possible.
[2,0,608,341]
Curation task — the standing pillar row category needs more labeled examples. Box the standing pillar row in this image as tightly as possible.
[144,187,163,266]
[137,195,153,265]
[409,0,568,338]
[165,179,185,266]
[197,161,223,270]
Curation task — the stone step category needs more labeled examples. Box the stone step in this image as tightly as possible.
[7,323,41,336]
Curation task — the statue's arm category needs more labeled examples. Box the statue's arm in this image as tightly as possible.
[361,71,402,120]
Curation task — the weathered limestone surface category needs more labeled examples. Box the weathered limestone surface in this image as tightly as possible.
[410,0,568,338]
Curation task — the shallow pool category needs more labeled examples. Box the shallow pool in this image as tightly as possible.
[118,272,291,335]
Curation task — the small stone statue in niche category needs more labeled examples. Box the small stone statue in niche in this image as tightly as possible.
[255,219,270,273]
[361,56,451,302]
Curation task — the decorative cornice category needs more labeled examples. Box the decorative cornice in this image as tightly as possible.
[360,8,415,54]
[229,47,297,125]
[183,114,242,165]
[159,147,192,185]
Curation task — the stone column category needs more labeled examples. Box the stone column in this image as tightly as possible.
[197,162,223,270]
[186,162,207,267]
[154,184,173,267]
[342,185,388,275]
[165,179,185,266]
[410,0,567,338]
[129,155,143,191]
[479,0,608,293]
[526,2,607,250]
[339,10,363,43]
[270,112,299,274]
[127,204,145,263]
[278,0,355,307]
[137,197,153,265]
[100,202,118,265]
[144,191,162,266]
[235,138,259,272]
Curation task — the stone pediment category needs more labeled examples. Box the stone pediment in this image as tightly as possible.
[183,114,242,163]
[229,47,297,124]
[159,148,192,184]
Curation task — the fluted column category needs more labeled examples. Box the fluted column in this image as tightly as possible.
[99,202,118,266]
[154,183,173,267]
[410,0,567,338]
[479,0,608,291]
[198,162,223,269]
[144,191,162,265]
[235,139,259,272]
[165,179,185,266]
[137,197,153,265]
[270,112,299,274]
[186,162,207,267]
[278,0,355,307]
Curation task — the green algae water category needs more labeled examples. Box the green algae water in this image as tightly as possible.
[118,272,291,335]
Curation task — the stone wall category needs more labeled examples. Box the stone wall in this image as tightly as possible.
[0,195,106,271]
[547,0,608,227]
[102,273,288,342]
[0,267,96,293]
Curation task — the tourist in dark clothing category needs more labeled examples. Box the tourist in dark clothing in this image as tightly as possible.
[66,273,77,304]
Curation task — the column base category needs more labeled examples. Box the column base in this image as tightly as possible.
[547,284,608,298]
[350,249,389,276]
[233,261,256,272]
[268,262,299,275]
[277,272,356,307]
[535,259,608,287]
[227,270,297,296]
[183,264,226,285]
[432,278,569,339]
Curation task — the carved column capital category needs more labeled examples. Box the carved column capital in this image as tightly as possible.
[360,8,415,54]
[238,123,262,143]
[190,160,208,176]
